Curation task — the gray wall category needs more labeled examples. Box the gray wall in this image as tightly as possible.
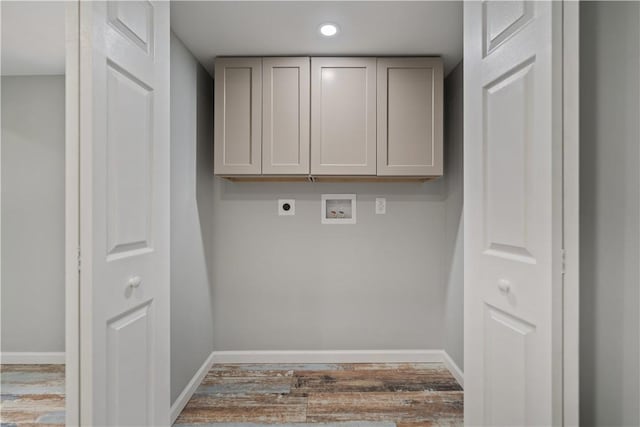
[170,33,216,404]
[442,62,464,370]
[580,2,640,425]
[168,43,465,402]
[208,69,465,351]
[211,178,448,350]
[1,75,65,352]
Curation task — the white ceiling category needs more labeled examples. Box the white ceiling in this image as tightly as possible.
[1,1,66,76]
[170,1,463,77]
[0,1,462,77]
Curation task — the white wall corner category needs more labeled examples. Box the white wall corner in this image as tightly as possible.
[170,350,216,425]
[442,350,464,388]
[0,352,65,364]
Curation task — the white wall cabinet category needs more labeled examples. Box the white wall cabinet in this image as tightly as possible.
[214,56,443,180]
[214,58,262,175]
[262,57,310,175]
[310,57,377,176]
[377,58,443,176]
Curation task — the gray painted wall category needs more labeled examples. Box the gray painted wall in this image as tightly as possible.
[442,62,464,370]
[168,43,465,402]
[211,178,448,350]
[580,3,640,425]
[209,69,465,351]
[1,75,65,352]
[170,33,216,404]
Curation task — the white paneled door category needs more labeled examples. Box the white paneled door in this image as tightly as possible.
[465,1,570,425]
[79,1,170,425]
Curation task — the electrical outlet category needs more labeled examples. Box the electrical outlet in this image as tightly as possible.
[376,198,386,214]
[278,199,295,216]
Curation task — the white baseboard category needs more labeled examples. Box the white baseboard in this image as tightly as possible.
[170,349,464,424]
[0,352,65,364]
[442,351,464,388]
[210,349,444,364]
[170,350,216,425]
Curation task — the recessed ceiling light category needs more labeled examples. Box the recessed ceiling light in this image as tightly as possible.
[319,23,339,37]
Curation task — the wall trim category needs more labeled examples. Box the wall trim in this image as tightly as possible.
[210,349,444,364]
[170,351,216,425]
[0,352,65,364]
[170,349,464,423]
[442,351,464,388]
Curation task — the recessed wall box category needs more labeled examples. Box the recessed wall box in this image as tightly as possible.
[321,194,356,224]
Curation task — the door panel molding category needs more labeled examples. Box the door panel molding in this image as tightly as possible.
[483,304,535,426]
[483,0,534,56]
[482,57,536,264]
[107,1,153,55]
[106,301,153,426]
[105,61,154,259]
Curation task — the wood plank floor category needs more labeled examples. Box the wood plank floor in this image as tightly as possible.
[0,362,463,426]
[0,364,65,426]
[175,363,463,426]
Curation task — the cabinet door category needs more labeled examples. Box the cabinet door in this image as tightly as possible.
[377,58,443,176]
[262,57,310,175]
[311,57,376,175]
[214,58,262,175]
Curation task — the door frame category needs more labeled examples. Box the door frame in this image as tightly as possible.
[562,1,580,425]
[65,1,80,425]
[60,1,581,425]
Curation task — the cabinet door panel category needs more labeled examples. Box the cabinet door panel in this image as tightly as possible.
[214,58,262,175]
[377,58,443,176]
[262,57,310,175]
[311,57,376,175]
